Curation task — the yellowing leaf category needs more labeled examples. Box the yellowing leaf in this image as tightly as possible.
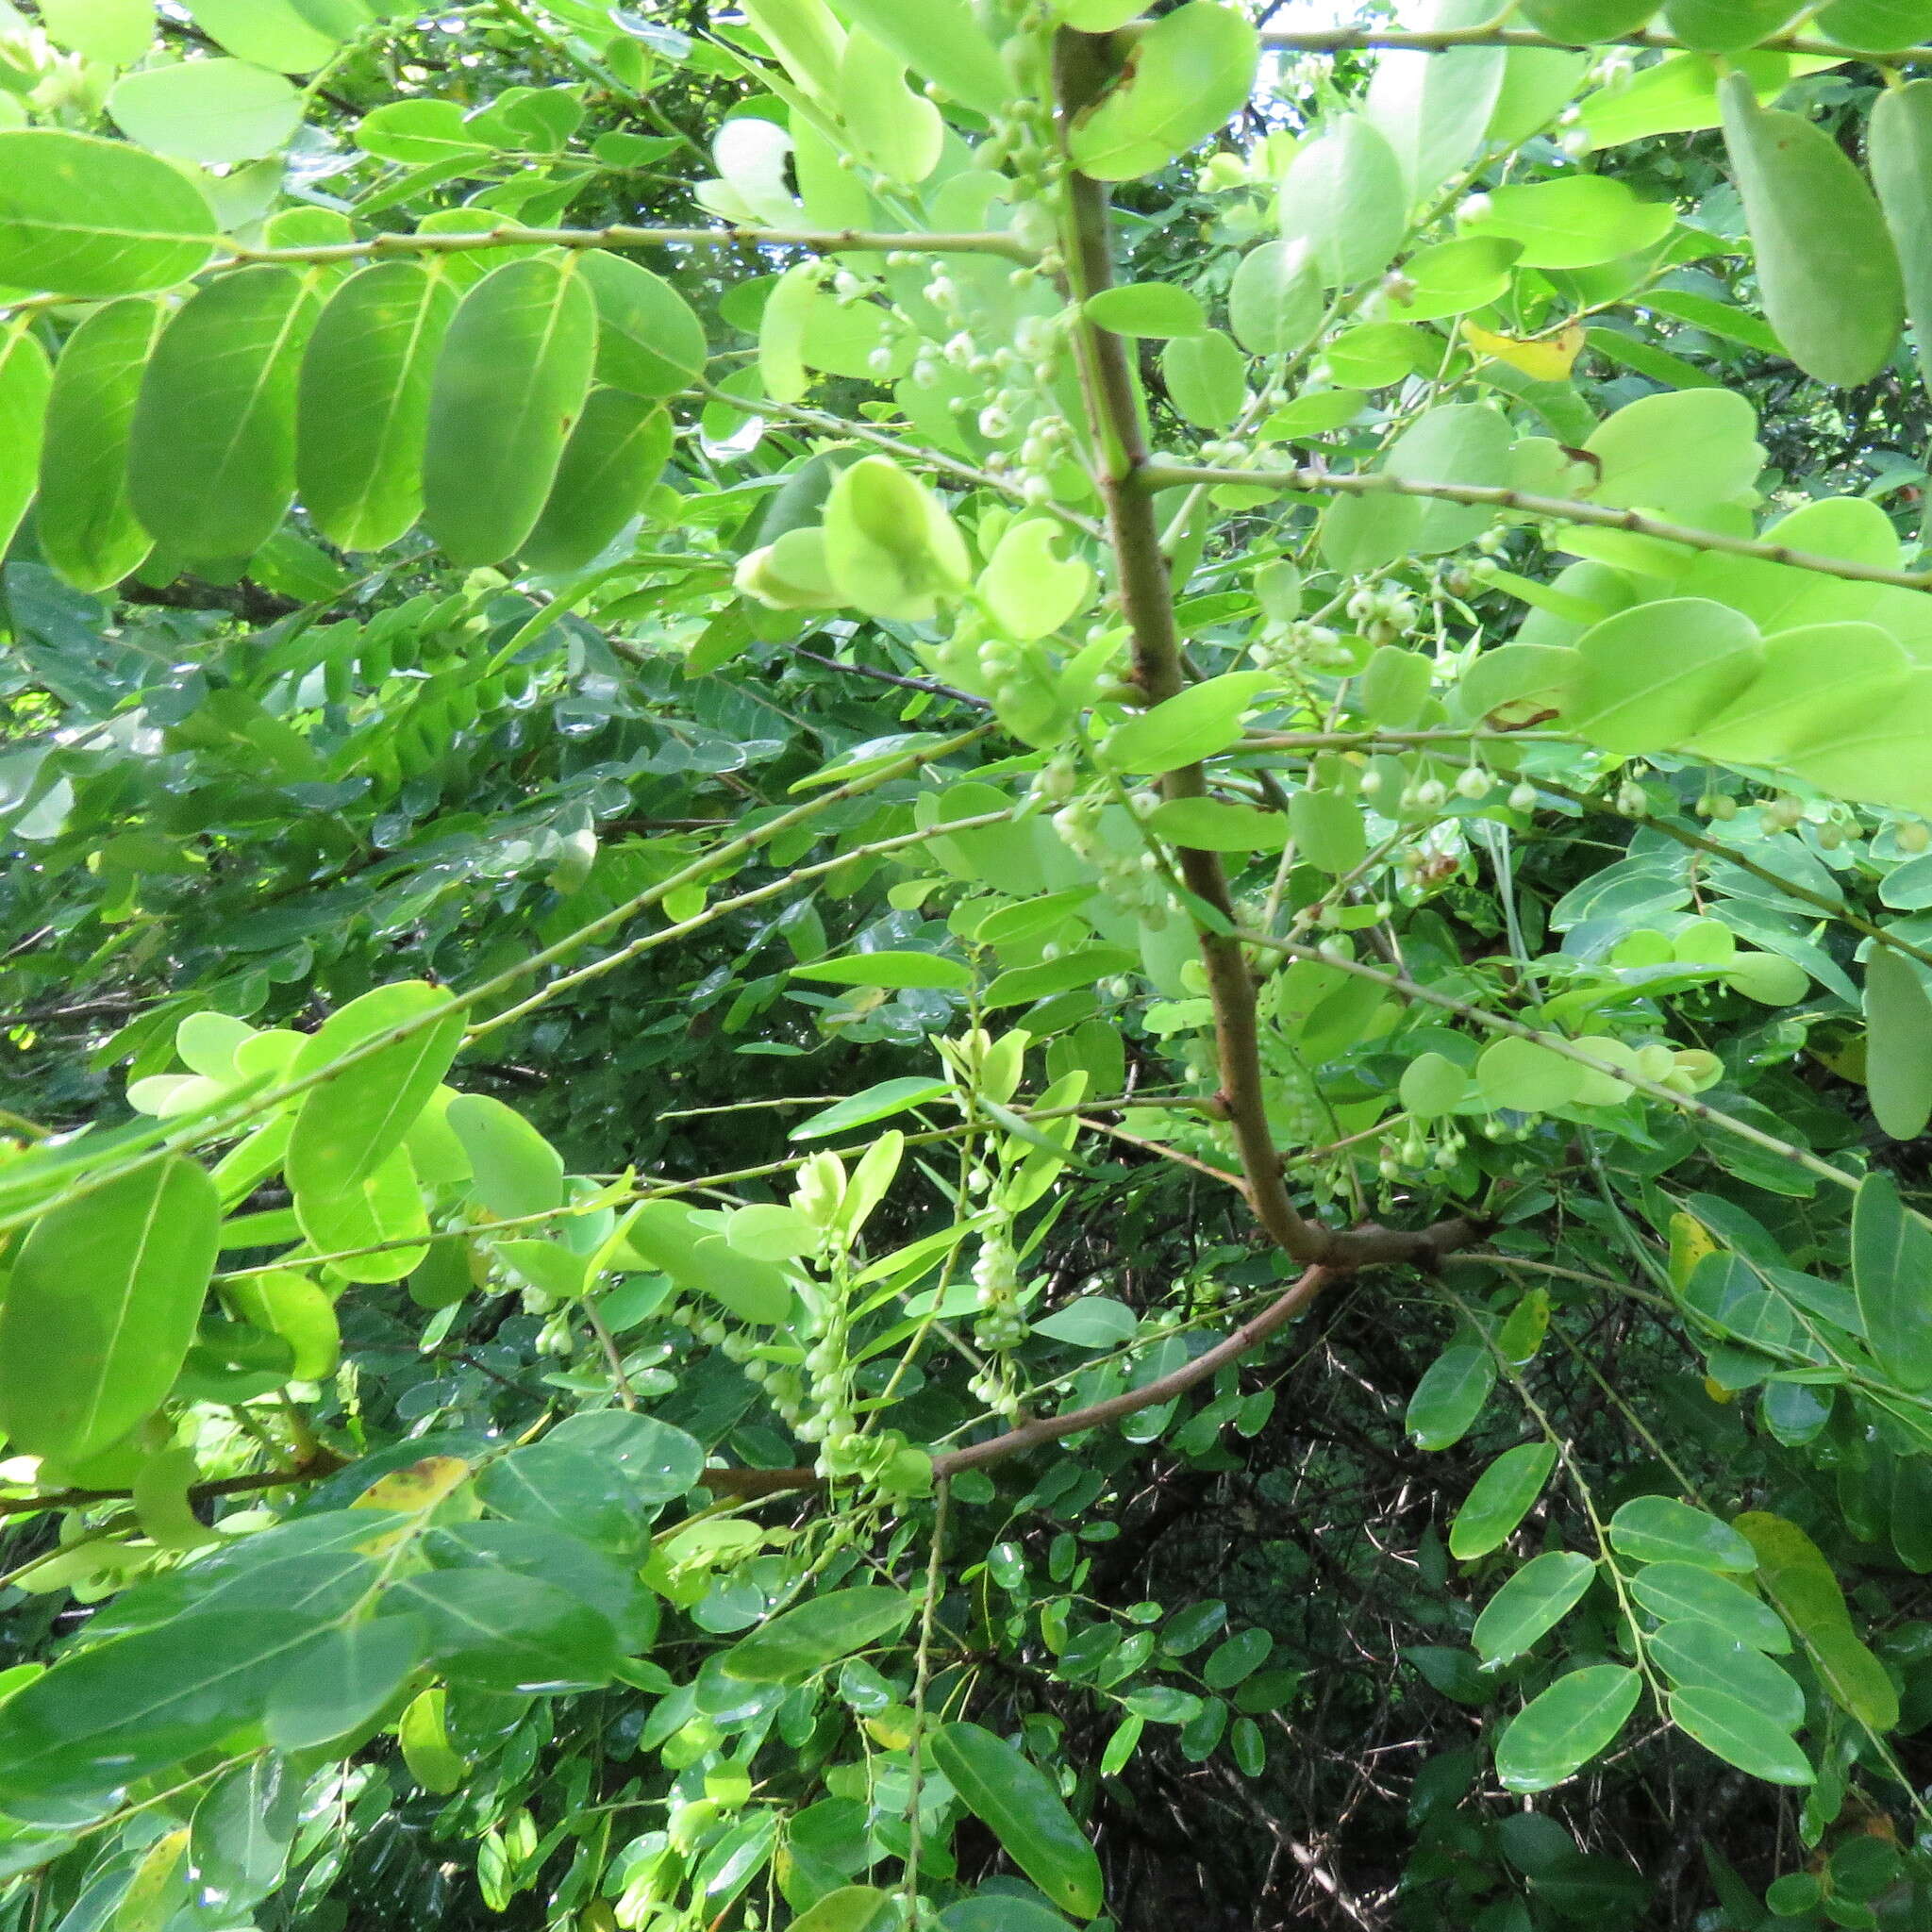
[1462,320,1584,380]
[1670,1212,1718,1295]
[354,1455,469,1548]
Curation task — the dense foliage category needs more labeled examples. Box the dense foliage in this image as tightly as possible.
[16,0,1932,1926]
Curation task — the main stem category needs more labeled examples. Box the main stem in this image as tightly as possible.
[1053,30,1333,1268]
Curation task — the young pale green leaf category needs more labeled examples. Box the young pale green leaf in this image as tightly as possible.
[1384,403,1512,554]
[1518,0,1661,31]
[1400,1052,1470,1119]
[791,951,971,991]
[1721,72,1905,389]
[1495,1665,1642,1794]
[1584,388,1765,515]
[1628,1561,1791,1652]
[1571,599,1763,755]
[0,1155,217,1463]
[788,1890,893,1932]
[1364,0,1506,202]
[1066,2,1258,183]
[445,1092,566,1220]
[291,1143,429,1284]
[1449,1442,1557,1559]
[610,1199,793,1324]
[1100,673,1276,774]
[839,30,943,185]
[286,981,464,1205]
[1160,329,1246,429]
[36,295,165,591]
[1086,281,1207,340]
[1145,797,1289,853]
[1686,622,1907,766]
[1475,1036,1585,1113]
[1322,489,1424,573]
[1863,949,1932,1141]
[1279,116,1407,288]
[184,0,343,70]
[723,1588,915,1683]
[1471,1550,1597,1665]
[1406,1344,1497,1451]
[127,264,321,566]
[38,0,155,65]
[979,520,1094,642]
[1227,239,1324,356]
[1870,78,1932,361]
[1288,789,1367,874]
[297,259,460,552]
[822,455,971,622]
[928,1722,1105,1921]
[1852,1170,1932,1389]
[521,391,672,575]
[1668,1687,1813,1782]
[1606,1496,1757,1572]
[397,1687,467,1793]
[422,256,598,565]
[225,1271,339,1382]
[1460,175,1673,270]
[0,321,49,565]
[833,0,1007,117]
[0,1607,333,1806]
[108,58,304,163]
[1649,1622,1805,1731]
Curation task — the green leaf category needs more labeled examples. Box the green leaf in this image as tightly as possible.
[1663,0,1803,50]
[789,1888,893,1932]
[475,1443,650,1557]
[1471,1550,1597,1666]
[1720,72,1904,389]
[833,0,1008,118]
[0,321,49,565]
[422,255,598,565]
[1494,1665,1642,1794]
[286,980,464,1205]
[790,1077,952,1141]
[1853,1170,1932,1390]
[929,1722,1104,1920]
[722,1588,915,1683]
[1583,388,1765,514]
[1032,1297,1138,1347]
[578,250,708,400]
[545,1409,706,1506]
[263,1616,426,1750]
[1863,949,1932,1141]
[1384,402,1512,555]
[1475,1036,1586,1113]
[1650,1621,1805,1732]
[1687,622,1908,766]
[445,1092,565,1220]
[1628,1561,1791,1653]
[1461,175,1673,270]
[1819,0,1932,51]
[0,1155,217,1463]
[108,58,304,163]
[1279,115,1408,288]
[38,0,156,66]
[1606,1496,1757,1572]
[36,295,165,591]
[397,1687,466,1793]
[1066,2,1258,183]
[1227,240,1324,356]
[1159,329,1247,430]
[0,1608,334,1805]
[297,259,460,553]
[1146,797,1290,853]
[182,0,342,71]
[1100,673,1276,774]
[1084,283,1207,339]
[1871,78,1932,370]
[383,1569,619,1692]
[1449,1442,1557,1559]
[1667,1686,1813,1782]
[1364,2,1507,201]
[791,951,971,991]
[521,391,672,575]
[189,1757,300,1908]
[1203,1627,1272,1690]
[1571,599,1763,755]
[0,129,218,296]
[1406,1344,1497,1450]
[290,1143,429,1284]
[610,1199,793,1324]
[127,264,320,566]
